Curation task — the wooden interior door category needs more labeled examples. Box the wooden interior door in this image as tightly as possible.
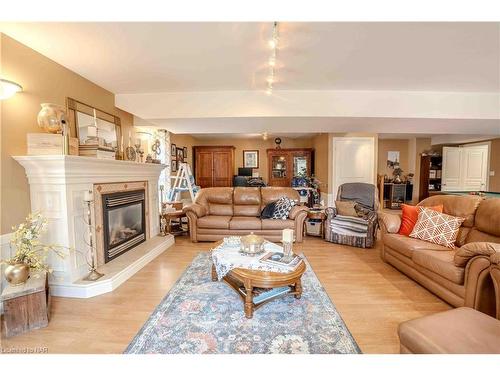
[213,150,233,187]
[196,151,214,188]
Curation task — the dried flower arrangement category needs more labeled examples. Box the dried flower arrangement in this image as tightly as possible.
[1,212,66,273]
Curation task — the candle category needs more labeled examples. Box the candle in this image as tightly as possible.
[83,190,93,202]
[93,108,98,127]
[87,126,97,137]
[282,228,294,243]
[128,131,131,147]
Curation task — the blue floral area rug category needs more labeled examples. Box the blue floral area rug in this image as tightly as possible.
[125,253,361,354]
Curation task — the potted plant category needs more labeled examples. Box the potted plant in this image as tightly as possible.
[1,212,65,286]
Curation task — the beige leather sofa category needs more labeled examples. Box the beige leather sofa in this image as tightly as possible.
[183,187,309,242]
[379,195,500,316]
[398,256,500,354]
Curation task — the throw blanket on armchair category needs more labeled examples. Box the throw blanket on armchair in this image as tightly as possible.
[337,183,377,211]
[330,215,369,238]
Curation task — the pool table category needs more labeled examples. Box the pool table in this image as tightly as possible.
[430,191,500,199]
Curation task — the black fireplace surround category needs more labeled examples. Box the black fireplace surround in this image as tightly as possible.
[102,189,146,263]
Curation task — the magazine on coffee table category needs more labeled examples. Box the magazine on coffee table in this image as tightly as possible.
[259,252,302,270]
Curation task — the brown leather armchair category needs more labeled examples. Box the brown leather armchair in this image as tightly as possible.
[183,187,309,242]
[378,195,500,316]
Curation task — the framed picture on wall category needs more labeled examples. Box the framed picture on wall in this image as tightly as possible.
[176,147,184,163]
[183,146,188,159]
[243,150,259,168]
[171,159,177,173]
[171,143,177,158]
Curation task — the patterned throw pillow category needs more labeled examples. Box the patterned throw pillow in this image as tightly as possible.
[409,206,465,248]
[271,197,297,220]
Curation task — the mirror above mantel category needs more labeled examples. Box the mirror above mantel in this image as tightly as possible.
[66,97,122,154]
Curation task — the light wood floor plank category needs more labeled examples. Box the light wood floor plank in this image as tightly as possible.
[0,236,450,353]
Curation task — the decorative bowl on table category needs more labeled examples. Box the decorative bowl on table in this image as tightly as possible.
[223,236,241,247]
[239,232,265,256]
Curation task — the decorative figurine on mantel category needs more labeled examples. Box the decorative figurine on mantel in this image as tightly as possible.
[134,137,143,162]
[151,138,161,164]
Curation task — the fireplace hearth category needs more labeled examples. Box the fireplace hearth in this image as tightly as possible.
[102,189,146,263]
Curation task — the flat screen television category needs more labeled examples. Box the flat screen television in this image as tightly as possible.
[238,167,253,176]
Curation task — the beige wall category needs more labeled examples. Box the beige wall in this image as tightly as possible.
[170,134,316,183]
[312,133,330,194]
[377,139,409,177]
[0,33,134,234]
[489,138,500,192]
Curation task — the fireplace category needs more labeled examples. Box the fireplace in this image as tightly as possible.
[102,189,146,263]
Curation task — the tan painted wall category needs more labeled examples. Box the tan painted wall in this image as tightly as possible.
[0,33,134,234]
[489,138,500,192]
[377,139,409,177]
[312,133,330,194]
[170,134,315,183]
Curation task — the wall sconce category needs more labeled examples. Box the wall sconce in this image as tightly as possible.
[0,79,23,100]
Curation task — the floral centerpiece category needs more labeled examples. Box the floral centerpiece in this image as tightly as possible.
[1,212,65,285]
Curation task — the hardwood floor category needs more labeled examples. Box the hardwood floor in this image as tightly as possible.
[0,236,450,354]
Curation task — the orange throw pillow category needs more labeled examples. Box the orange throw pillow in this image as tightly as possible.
[398,204,443,236]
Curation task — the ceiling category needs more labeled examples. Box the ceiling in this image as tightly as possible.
[1,22,499,93]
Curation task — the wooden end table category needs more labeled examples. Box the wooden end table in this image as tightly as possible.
[160,210,188,236]
[305,209,327,238]
[211,242,306,318]
[1,271,50,338]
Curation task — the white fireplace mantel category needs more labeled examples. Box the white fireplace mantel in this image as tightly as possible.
[13,155,173,298]
[14,155,166,184]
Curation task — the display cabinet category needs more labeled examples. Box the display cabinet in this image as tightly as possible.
[267,148,314,187]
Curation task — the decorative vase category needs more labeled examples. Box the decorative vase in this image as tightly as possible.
[4,263,30,286]
[37,103,67,134]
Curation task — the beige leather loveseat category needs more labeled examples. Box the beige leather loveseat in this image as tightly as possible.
[183,187,309,242]
[379,195,500,316]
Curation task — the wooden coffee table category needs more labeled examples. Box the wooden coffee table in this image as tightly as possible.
[211,242,306,318]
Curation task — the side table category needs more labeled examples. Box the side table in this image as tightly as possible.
[1,271,50,338]
[160,210,188,236]
[305,209,327,238]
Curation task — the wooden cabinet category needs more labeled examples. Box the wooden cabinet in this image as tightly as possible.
[419,154,442,201]
[194,146,235,188]
[267,148,314,187]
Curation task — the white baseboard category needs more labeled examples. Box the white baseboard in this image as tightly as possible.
[50,235,175,298]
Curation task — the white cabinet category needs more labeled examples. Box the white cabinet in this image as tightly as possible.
[442,145,489,191]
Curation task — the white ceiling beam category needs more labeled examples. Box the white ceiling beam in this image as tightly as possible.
[116,90,499,121]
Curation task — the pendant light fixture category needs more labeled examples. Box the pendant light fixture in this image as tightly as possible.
[266,22,279,95]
